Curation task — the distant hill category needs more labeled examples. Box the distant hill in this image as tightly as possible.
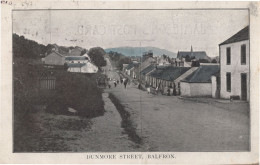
[105,47,177,58]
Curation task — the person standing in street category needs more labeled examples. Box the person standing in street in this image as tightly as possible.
[123,78,127,89]
[114,80,117,87]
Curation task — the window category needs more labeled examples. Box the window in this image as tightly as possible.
[226,47,231,65]
[241,45,246,64]
[226,72,231,92]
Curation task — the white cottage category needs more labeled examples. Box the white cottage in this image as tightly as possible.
[219,26,249,101]
[67,61,98,73]
[180,65,219,97]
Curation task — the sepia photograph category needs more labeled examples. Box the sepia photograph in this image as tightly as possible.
[11,8,251,153]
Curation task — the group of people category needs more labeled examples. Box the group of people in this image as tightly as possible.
[107,77,129,89]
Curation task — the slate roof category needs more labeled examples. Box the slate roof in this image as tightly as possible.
[140,64,156,75]
[182,65,220,83]
[67,63,86,68]
[150,66,191,81]
[219,26,249,45]
[177,51,209,60]
[47,51,64,57]
[126,63,140,70]
[65,56,87,61]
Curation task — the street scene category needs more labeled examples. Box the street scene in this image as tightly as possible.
[12,10,250,152]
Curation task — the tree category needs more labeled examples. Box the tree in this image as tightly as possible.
[88,47,107,67]
[191,60,200,67]
[13,33,47,59]
[185,55,191,62]
[81,49,87,55]
[118,57,132,70]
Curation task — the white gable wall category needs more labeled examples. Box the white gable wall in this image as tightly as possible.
[220,40,249,101]
[181,82,212,97]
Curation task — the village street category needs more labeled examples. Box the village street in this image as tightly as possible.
[103,58,250,151]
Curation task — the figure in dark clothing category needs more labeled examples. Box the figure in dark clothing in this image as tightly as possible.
[114,80,117,87]
[117,80,119,84]
[108,84,111,89]
[138,83,141,90]
[123,78,128,89]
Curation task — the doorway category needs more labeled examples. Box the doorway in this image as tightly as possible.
[241,73,247,100]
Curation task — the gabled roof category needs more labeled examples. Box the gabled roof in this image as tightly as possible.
[177,51,209,60]
[47,51,64,57]
[140,64,156,75]
[126,63,140,70]
[67,63,86,68]
[182,65,219,83]
[65,56,87,61]
[150,66,191,81]
[219,26,249,45]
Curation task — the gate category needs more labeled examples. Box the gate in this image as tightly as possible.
[39,76,56,90]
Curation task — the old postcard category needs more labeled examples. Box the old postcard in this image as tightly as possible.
[0,1,259,164]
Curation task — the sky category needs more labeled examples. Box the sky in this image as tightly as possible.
[13,10,249,57]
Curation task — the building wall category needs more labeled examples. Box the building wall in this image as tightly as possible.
[180,82,191,96]
[44,53,65,65]
[181,82,212,97]
[81,62,98,73]
[68,67,81,73]
[220,40,249,101]
[211,76,217,98]
[66,59,87,64]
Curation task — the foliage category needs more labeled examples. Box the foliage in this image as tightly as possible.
[191,60,200,67]
[13,33,47,59]
[81,49,87,55]
[88,47,107,67]
[108,51,132,70]
[185,55,195,62]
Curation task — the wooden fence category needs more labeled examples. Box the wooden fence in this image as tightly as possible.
[38,76,56,90]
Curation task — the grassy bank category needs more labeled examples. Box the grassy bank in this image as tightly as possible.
[108,93,142,145]
[13,58,105,152]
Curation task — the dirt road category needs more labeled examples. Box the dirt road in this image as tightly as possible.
[104,58,250,151]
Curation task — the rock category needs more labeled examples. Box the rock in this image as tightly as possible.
[68,107,77,113]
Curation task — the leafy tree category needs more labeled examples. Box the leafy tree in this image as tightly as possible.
[185,55,191,62]
[108,51,132,70]
[81,49,87,55]
[191,60,200,67]
[13,33,47,59]
[88,47,107,67]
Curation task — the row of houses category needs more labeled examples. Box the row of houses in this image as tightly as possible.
[123,25,249,101]
[42,48,98,73]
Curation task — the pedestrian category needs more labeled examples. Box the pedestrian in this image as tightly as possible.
[167,88,170,96]
[117,80,119,84]
[138,83,141,90]
[114,80,117,87]
[123,79,127,89]
[155,86,159,95]
[108,84,111,89]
